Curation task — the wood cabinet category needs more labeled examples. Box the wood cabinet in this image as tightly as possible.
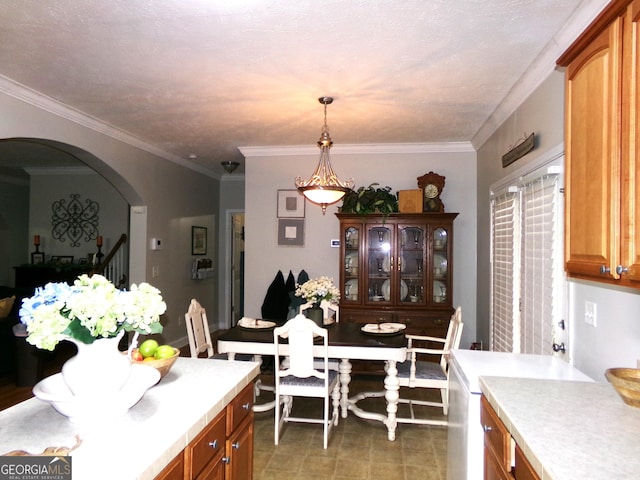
[557,0,640,286]
[336,213,457,371]
[481,396,541,480]
[156,382,254,480]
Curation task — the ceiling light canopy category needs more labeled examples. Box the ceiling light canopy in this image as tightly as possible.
[221,161,240,174]
[295,97,354,214]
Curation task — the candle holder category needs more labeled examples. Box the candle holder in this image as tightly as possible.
[95,245,104,264]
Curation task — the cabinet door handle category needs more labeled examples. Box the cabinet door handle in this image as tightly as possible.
[616,265,629,275]
[232,441,241,450]
[483,425,492,433]
[242,402,251,410]
[434,318,444,326]
[222,456,230,464]
[599,265,611,274]
[208,440,218,449]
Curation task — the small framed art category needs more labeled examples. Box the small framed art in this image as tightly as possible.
[31,252,45,265]
[277,190,305,218]
[277,218,305,246]
[192,226,207,255]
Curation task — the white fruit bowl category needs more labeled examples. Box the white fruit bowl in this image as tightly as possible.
[33,364,160,423]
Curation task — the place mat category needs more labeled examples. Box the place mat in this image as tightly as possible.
[238,317,276,330]
[361,322,407,336]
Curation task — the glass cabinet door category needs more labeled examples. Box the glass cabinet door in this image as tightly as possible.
[398,225,426,304]
[431,226,450,305]
[342,225,360,302]
[366,225,392,303]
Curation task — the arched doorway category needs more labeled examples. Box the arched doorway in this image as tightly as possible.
[0,138,146,285]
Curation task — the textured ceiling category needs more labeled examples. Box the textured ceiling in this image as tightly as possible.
[0,0,605,177]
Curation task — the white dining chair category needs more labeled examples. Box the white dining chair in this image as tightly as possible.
[299,300,340,371]
[395,306,463,425]
[184,299,274,408]
[273,314,340,449]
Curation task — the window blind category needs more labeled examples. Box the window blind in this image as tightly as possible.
[490,188,519,352]
[520,174,560,355]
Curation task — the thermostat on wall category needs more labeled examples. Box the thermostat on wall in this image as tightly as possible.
[150,238,163,250]
[330,239,340,248]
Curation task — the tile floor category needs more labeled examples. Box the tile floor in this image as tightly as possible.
[252,375,448,480]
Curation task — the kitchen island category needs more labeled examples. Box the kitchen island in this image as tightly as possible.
[0,357,260,479]
[479,376,640,480]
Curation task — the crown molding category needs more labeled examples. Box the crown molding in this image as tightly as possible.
[23,166,97,176]
[220,174,245,182]
[472,0,609,149]
[0,75,219,179]
[239,142,475,158]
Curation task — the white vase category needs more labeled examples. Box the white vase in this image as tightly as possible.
[61,330,132,397]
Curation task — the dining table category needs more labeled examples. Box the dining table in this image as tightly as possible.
[217,320,408,441]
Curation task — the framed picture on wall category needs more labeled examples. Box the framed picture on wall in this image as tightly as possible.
[192,226,207,255]
[277,218,305,246]
[277,190,305,218]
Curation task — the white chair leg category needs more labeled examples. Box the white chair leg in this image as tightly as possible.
[323,393,329,449]
[441,388,448,415]
[274,394,280,446]
[331,382,340,426]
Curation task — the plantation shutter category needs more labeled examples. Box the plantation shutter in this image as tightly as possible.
[490,188,520,353]
[519,174,560,355]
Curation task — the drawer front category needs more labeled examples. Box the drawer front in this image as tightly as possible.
[341,309,394,324]
[481,396,512,473]
[396,312,448,333]
[186,410,226,479]
[514,444,539,480]
[226,382,254,434]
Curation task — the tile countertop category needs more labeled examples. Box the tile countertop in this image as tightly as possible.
[0,358,260,480]
[479,376,640,480]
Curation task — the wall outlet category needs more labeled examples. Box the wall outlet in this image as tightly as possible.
[584,301,597,327]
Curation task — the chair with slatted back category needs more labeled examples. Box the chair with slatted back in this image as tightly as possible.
[184,299,273,408]
[395,306,464,425]
[273,314,340,449]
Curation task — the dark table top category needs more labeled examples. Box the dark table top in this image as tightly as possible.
[218,321,407,349]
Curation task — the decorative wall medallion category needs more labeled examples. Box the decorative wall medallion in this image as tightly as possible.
[51,194,100,247]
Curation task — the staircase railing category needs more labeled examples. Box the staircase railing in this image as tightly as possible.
[91,233,128,289]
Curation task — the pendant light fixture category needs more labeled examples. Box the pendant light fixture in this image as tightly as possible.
[295,96,354,214]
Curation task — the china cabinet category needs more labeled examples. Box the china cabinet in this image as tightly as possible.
[337,212,457,371]
[557,0,640,286]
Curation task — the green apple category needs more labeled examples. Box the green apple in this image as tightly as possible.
[154,344,176,359]
[139,339,159,358]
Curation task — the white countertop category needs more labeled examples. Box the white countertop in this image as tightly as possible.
[0,358,260,480]
[451,350,592,393]
[480,376,640,480]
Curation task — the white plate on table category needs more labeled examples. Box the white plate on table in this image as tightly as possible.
[361,322,407,336]
[238,318,276,330]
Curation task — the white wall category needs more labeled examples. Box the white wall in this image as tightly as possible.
[477,70,640,380]
[243,145,479,347]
